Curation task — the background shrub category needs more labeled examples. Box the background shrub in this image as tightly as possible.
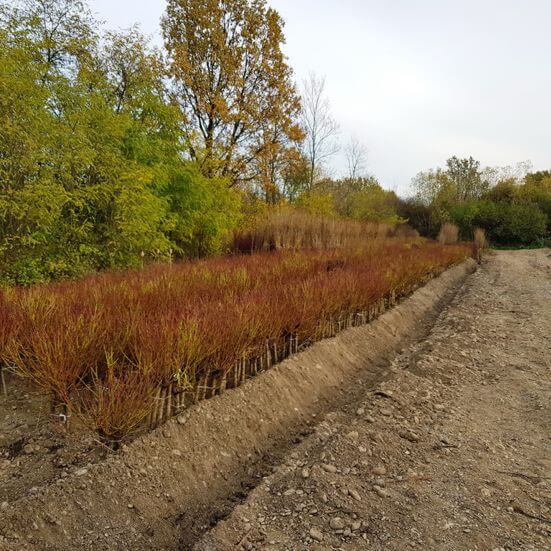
[450,200,547,246]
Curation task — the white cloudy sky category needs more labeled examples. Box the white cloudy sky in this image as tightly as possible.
[90,0,551,194]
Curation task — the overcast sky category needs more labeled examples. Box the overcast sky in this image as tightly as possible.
[90,0,551,195]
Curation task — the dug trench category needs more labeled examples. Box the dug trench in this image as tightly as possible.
[0,259,476,550]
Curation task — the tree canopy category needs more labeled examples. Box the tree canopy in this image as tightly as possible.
[162,0,303,186]
[0,0,241,284]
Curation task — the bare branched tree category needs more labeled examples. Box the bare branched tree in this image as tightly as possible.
[301,73,339,189]
[481,160,533,187]
[345,136,368,180]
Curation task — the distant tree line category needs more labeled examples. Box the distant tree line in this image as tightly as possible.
[399,158,550,246]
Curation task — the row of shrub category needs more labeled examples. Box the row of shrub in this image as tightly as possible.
[1,240,470,444]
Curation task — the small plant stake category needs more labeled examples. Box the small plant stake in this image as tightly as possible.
[1,366,6,397]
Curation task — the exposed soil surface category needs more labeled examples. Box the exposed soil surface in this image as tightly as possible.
[0,378,107,506]
[0,250,549,551]
[196,250,551,550]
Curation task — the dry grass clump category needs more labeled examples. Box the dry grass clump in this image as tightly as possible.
[438,223,459,245]
[394,224,420,239]
[472,227,487,264]
[0,240,470,446]
[232,210,393,252]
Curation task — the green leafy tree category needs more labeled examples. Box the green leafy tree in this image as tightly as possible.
[324,178,402,225]
[281,153,310,202]
[449,201,547,245]
[412,168,455,206]
[347,186,402,225]
[414,157,488,208]
[484,178,518,203]
[520,172,551,233]
[445,156,488,201]
[525,170,551,188]
[296,190,335,217]
[0,0,243,284]
[165,165,242,257]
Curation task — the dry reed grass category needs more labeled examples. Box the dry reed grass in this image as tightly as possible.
[438,223,459,245]
[232,210,393,252]
[472,227,487,264]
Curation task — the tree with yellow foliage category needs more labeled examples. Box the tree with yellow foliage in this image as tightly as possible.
[163,0,302,186]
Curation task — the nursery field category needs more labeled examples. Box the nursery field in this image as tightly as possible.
[0,239,470,446]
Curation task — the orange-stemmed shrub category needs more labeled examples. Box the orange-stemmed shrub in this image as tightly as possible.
[0,240,470,445]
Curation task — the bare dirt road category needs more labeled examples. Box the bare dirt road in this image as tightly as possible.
[196,250,551,550]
